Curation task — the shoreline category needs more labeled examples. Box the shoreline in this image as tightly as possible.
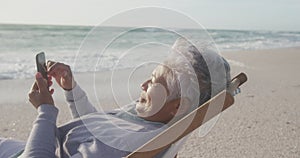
[221,45,300,53]
[0,46,299,82]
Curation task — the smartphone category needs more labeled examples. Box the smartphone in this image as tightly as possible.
[35,52,48,80]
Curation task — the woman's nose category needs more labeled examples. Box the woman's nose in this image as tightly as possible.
[141,79,151,91]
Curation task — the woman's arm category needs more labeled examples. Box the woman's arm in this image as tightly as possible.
[47,61,97,118]
[21,73,58,157]
[20,104,58,157]
[64,84,97,118]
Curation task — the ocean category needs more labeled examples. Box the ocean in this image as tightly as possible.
[0,23,300,80]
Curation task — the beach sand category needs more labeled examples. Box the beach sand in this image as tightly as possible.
[0,47,299,157]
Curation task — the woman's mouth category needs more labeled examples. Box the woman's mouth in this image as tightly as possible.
[139,97,146,103]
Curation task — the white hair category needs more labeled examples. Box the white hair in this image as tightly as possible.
[163,38,231,110]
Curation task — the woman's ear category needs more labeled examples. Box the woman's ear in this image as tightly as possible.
[169,98,190,116]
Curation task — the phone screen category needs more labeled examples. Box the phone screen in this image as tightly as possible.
[35,52,48,80]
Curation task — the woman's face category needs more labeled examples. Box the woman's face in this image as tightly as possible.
[135,65,170,120]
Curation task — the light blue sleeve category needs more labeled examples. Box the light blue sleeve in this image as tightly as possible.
[64,84,97,118]
[20,104,58,158]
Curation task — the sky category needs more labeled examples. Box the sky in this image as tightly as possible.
[0,0,299,31]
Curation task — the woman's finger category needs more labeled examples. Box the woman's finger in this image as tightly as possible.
[49,89,54,95]
[47,62,59,74]
[47,75,52,81]
[47,60,57,69]
[48,80,53,87]
[35,73,48,93]
[30,81,38,92]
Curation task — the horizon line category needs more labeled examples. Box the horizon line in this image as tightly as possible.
[0,22,299,33]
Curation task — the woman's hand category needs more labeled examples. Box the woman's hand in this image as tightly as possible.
[47,61,76,91]
[28,72,54,109]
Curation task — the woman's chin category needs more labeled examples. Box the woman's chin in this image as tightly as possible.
[135,102,151,118]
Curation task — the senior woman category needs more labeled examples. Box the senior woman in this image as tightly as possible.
[0,38,230,158]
